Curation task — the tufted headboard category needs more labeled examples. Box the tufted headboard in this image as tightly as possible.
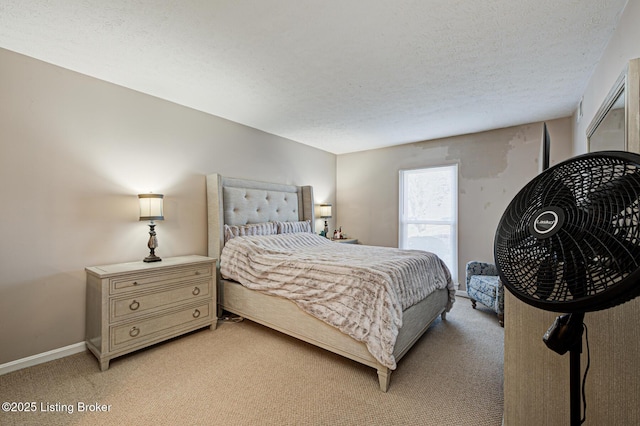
[206,174,315,260]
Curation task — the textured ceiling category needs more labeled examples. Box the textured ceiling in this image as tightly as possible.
[0,1,629,154]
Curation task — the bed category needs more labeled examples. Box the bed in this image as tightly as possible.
[206,173,455,391]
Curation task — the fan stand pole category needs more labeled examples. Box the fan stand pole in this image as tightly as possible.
[569,340,582,426]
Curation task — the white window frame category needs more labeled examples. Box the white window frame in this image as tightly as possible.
[399,164,458,283]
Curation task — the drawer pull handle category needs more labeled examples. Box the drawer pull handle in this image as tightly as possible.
[193,309,201,318]
[129,327,140,337]
[129,300,140,311]
[192,287,201,296]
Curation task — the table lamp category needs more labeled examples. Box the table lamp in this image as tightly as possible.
[139,193,164,262]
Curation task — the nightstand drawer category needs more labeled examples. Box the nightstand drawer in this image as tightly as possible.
[110,302,211,350]
[110,279,212,321]
[110,264,212,294]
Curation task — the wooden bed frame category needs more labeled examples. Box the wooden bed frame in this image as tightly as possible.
[206,173,448,391]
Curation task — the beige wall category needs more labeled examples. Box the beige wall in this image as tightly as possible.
[573,0,640,155]
[0,48,336,365]
[505,1,640,424]
[336,118,572,286]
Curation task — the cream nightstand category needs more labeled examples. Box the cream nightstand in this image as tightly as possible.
[85,255,216,371]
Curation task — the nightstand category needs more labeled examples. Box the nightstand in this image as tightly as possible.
[332,238,359,244]
[85,255,216,371]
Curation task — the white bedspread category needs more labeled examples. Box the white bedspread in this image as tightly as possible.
[220,233,455,369]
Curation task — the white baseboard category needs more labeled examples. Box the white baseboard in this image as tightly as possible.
[456,290,469,298]
[0,342,86,376]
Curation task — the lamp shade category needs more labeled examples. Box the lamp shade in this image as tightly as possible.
[139,193,164,221]
[319,204,332,218]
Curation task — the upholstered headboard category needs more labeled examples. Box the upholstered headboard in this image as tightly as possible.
[206,174,315,260]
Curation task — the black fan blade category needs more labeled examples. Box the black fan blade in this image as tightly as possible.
[534,257,557,300]
[568,200,640,276]
[537,172,578,210]
[586,167,640,210]
[562,253,588,300]
[585,228,638,274]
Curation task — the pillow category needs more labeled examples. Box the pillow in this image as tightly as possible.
[277,220,312,234]
[224,222,278,243]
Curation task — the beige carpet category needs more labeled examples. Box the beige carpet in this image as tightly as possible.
[0,296,503,426]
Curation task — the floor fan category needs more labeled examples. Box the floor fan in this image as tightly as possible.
[494,151,640,425]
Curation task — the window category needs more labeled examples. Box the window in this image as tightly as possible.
[399,165,458,282]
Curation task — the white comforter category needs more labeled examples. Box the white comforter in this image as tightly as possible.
[220,232,455,369]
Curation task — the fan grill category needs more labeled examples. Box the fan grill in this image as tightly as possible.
[495,152,640,312]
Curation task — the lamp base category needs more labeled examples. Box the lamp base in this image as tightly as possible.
[144,222,161,262]
[143,254,162,263]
